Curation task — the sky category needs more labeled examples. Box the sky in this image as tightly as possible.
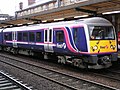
[0,0,28,16]
[0,0,51,16]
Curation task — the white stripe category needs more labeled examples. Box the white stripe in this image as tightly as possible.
[84,24,90,53]
[6,41,56,46]
[69,27,79,52]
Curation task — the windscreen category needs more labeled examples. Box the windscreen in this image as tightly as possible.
[89,26,115,40]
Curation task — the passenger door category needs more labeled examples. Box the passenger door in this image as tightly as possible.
[12,31,17,47]
[44,28,54,52]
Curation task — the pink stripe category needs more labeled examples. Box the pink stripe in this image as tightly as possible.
[61,27,78,53]
[60,27,90,54]
[70,25,83,28]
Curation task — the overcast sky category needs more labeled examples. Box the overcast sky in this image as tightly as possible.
[0,0,28,16]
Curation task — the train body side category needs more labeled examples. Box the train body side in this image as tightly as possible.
[0,17,118,69]
[0,25,88,55]
[0,29,3,45]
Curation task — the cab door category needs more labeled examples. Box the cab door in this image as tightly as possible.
[44,28,54,52]
[12,31,17,47]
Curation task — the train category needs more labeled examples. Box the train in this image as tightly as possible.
[0,17,118,69]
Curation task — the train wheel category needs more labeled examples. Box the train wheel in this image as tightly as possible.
[73,59,81,67]
[12,48,18,54]
[57,56,66,64]
[73,58,86,68]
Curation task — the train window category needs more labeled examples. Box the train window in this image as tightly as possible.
[23,32,28,41]
[73,28,78,43]
[4,33,9,40]
[9,32,12,41]
[4,32,12,41]
[36,32,41,42]
[56,31,64,42]
[89,26,115,40]
[18,32,22,41]
[29,32,35,42]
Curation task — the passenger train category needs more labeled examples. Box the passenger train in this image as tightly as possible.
[0,17,118,69]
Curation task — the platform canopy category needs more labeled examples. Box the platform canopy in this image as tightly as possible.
[0,0,120,28]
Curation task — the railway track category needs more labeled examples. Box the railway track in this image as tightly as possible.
[0,53,118,90]
[91,69,120,82]
[0,71,32,90]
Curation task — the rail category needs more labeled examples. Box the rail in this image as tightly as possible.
[0,53,118,90]
[0,71,32,90]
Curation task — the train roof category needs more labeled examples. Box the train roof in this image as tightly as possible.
[77,17,112,26]
[2,17,113,32]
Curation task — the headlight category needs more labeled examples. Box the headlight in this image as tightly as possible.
[110,45,116,50]
[110,45,113,49]
[93,45,98,50]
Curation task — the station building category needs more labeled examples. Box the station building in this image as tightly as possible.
[0,0,120,32]
[17,0,120,32]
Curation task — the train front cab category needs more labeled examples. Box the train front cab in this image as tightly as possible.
[87,25,117,69]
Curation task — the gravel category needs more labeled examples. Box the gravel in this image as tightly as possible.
[0,53,120,89]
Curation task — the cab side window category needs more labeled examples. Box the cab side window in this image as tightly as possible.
[73,28,78,43]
